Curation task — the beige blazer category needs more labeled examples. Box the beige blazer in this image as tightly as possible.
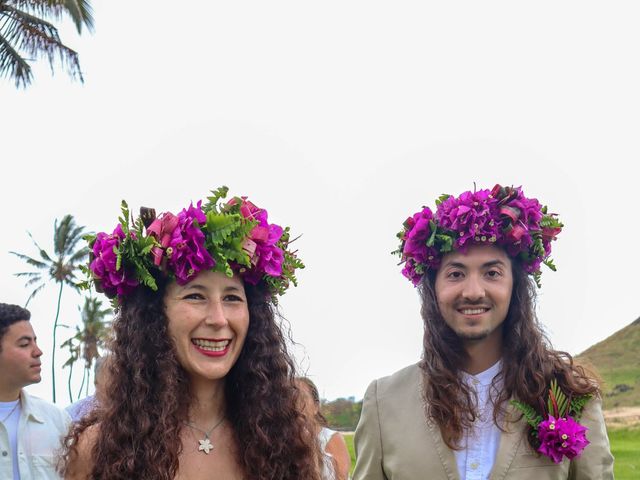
[353,364,614,480]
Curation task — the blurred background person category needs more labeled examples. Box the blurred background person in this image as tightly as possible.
[297,377,351,480]
[65,355,109,423]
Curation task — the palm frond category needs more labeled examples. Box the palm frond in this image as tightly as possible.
[9,251,48,269]
[0,25,33,87]
[24,282,46,307]
[0,4,82,83]
[62,0,94,33]
[67,247,89,264]
[26,231,53,262]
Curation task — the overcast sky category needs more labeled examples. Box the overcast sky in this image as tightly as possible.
[1,1,639,404]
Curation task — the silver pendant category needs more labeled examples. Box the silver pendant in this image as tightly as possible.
[198,438,213,454]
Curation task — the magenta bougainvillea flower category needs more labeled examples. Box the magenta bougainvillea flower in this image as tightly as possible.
[400,207,440,285]
[436,189,500,249]
[235,197,285,285]
[537,415,590,464]
[166,201,215,285]
[89,224,139,297]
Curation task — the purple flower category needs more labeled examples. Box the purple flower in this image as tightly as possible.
[436,190,500,249]
[90,224,139,297]
[236,199,285,284]
[400,207,439,284]
[537,416,590,464]
[167,201,215,284]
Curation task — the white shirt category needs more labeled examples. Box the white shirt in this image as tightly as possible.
[454,361,503,480]
[0,390,71,480]
[65,395,97,423]
[318,427,338,480]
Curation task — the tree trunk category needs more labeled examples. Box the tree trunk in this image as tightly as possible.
[51,282,64,403]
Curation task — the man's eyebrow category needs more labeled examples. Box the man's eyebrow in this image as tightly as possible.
[440,259,508,269]
[483,260,508,268]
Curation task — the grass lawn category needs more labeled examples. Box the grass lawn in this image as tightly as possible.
[609,427,640,480]
[343,427,639,479]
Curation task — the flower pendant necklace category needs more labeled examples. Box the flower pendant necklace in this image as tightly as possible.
[183,416,225,454]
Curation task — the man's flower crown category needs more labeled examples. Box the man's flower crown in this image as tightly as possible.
[81,187,303,302]
[394,184,563,287]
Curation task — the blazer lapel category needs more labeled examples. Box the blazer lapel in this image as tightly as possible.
[425,419,461,480]
[489,403,527,480]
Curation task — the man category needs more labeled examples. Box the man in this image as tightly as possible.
[353,185,613,479]
[65,355,109,423]
[0,303,71,479]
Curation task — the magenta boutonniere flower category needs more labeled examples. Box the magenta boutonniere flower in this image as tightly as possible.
[511,379,592,464]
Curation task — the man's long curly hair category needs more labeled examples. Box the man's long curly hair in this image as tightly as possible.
[60,278,321,480]
[418,258,600,451]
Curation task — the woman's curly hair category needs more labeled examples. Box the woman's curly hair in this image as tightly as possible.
[418,258,600,451]
[59,278,320,479]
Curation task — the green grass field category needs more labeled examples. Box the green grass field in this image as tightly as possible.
[343,427,639,479]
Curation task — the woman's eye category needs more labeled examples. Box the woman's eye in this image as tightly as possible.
[183,293,204,300]
[486,270,501,278]
[224,294,244,302]
[448,271,463,279]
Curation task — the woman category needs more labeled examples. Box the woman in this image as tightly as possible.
[61,187,321,480]
[297,378,351,480]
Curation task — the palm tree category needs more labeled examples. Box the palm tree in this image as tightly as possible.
[11,214,89,402]
[61,296,111,402]
[0,0,94,87]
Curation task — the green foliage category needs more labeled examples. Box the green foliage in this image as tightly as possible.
[321,397,362,432]
[510,399,543,431]
[577,317,640,409]
[203,186,230,213]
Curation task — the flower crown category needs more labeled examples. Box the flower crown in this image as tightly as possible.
[395,184,563,287]
[81,187,304,302]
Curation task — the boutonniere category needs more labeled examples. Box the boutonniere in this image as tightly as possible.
[510,379,592,463]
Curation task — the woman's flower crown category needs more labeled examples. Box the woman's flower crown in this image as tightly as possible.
[81,187,304,302]
[394,184,563,287]
[511,379,592,463]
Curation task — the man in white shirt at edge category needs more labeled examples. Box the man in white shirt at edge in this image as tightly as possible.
[0,303,71,480]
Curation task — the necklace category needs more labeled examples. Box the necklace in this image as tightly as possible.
[0,400,20,423]
[183,416,225,454]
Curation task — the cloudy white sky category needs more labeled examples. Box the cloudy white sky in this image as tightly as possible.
[1,1,639,404]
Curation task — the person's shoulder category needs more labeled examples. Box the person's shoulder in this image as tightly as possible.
[373,362,421,397]
[22,390,72,428]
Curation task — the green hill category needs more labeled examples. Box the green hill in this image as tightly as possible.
[576,317,640,409]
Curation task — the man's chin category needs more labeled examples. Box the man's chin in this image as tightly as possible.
[456,330,491,342]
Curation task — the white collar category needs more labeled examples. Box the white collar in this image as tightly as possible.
[461,359,502,387]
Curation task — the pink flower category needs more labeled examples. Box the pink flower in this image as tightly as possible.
[147,212,180,266]
[537,416,590,464]
[436,190,500,249]
[90,224,139,297]
[400,207,439,284]
[167,201,215,284]
[234,197,285,284]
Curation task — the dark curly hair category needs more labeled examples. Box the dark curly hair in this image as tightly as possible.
[418,258,600,451]
[59,278,321,479]
[0,303,31,349]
